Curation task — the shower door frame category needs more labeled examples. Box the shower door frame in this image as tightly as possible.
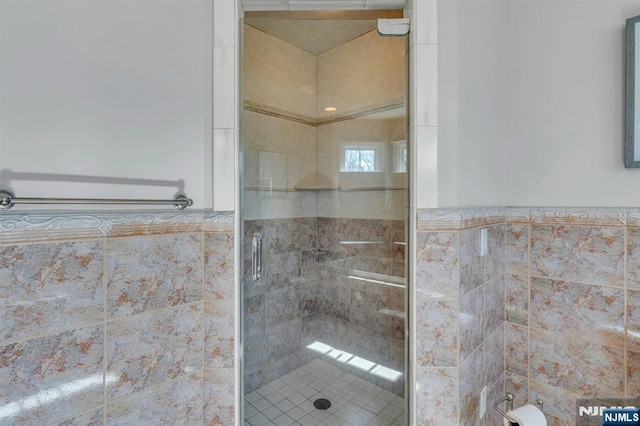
[236,10,414,426]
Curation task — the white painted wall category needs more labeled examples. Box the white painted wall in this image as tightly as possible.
[437,0,506,208]
[0,0,212,210]
[506,0,640,207]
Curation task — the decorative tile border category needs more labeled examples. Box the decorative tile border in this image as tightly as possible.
[244,98,405,128]
[505,207,628,226]
[104,212,205,237]
[418,207,640,230]
[528,208,626,227]
[244,100,316,126]
[416,207,506,231]
[0,210,235,244]
[204,212,235,232]
[625,209,640,227]
[316,98,405,127]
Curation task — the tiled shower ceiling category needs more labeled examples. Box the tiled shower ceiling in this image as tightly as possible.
[242,0,407,11]
[246,19,378,54]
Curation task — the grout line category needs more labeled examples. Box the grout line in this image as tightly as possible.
[201,227,206,413]
[103,235,108,425]
[527,273,627,290]
[624,224,628,398]
[456,228,461,425]
[527,222,531,403]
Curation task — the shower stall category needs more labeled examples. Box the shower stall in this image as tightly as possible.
[241,13,408,426]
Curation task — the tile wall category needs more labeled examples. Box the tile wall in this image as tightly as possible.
[414,208,505,426]
[316,30,406,120]
[307,217,406,396]
[243,24,318,193]
[243,217,317,393]
[315,30,406,192]
[504,208,640,426]
[414,206,640,426]
[0,211,235,425]
[243,217,406,396]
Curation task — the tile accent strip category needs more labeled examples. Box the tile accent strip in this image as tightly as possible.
[244,98,405,128]
[416,207,506,230]
[0,210,234,243]
[505,207,628,226]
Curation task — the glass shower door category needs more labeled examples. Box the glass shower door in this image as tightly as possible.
[241,16,408,425]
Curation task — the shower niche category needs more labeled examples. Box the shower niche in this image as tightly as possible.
[241,13,408,425]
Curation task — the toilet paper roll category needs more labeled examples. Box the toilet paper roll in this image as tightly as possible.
[503,404,547,426]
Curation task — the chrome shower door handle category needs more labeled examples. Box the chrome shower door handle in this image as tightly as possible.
[251,233,262,281]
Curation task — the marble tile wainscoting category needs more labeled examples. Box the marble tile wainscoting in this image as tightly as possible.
[504,208,640,426]
[0,211,235,425]
[415,208,506,426]
[415,207,640,426]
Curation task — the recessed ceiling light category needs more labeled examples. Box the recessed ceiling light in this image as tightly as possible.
[324,106,337,112]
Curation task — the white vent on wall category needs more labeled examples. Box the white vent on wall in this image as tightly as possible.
[241,0,407,11]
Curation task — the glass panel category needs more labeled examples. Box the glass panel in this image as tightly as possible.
[241,17,408,425]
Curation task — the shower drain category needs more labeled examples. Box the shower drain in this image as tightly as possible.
[313,398,331,410]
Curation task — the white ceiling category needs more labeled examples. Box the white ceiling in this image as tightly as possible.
[241,0,407,12]
[246,19,378,54]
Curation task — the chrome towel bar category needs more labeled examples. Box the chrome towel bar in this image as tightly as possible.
[0,190,193,210]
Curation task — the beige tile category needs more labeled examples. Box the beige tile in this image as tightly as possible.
[106,234,203,318]
[505,223,529,275]
[530,225,624,286]
[529,379,580,426]
[204,231,235,301]
[204,368,235,425]
[416,298,458,367]
[0,241,103,345]
[390,56,407,100]
[244,149,259,188]
[530,277,624,347]
[506,274,529,326]
[505,322,528,377]
[106,303,203,400]
[107,374,203,424]
[204,300,234,368]
[287,154,302,189]
[530,328,624,397]
[415,368,458,424]
[629,350,640,398]
[299,51,316,88]
[348,30,390,74]
[459,346,483,426]
[628,289,640,351]
[263,116,299,155]
[316,155,339,188]
[242,110,265,150]
[258,151,288,189]
[0,326,104,424]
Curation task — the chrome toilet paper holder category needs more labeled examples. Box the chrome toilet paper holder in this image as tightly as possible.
[495,393,544,424]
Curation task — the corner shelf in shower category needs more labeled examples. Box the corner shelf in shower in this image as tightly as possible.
[293,186,406,192]
[292,186,338,191]
[244,186,406,192]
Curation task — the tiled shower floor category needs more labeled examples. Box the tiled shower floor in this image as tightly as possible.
[244,359,406,426]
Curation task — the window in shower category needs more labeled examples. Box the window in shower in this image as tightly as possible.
[392,141,407,173]
[341,143,385,172]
